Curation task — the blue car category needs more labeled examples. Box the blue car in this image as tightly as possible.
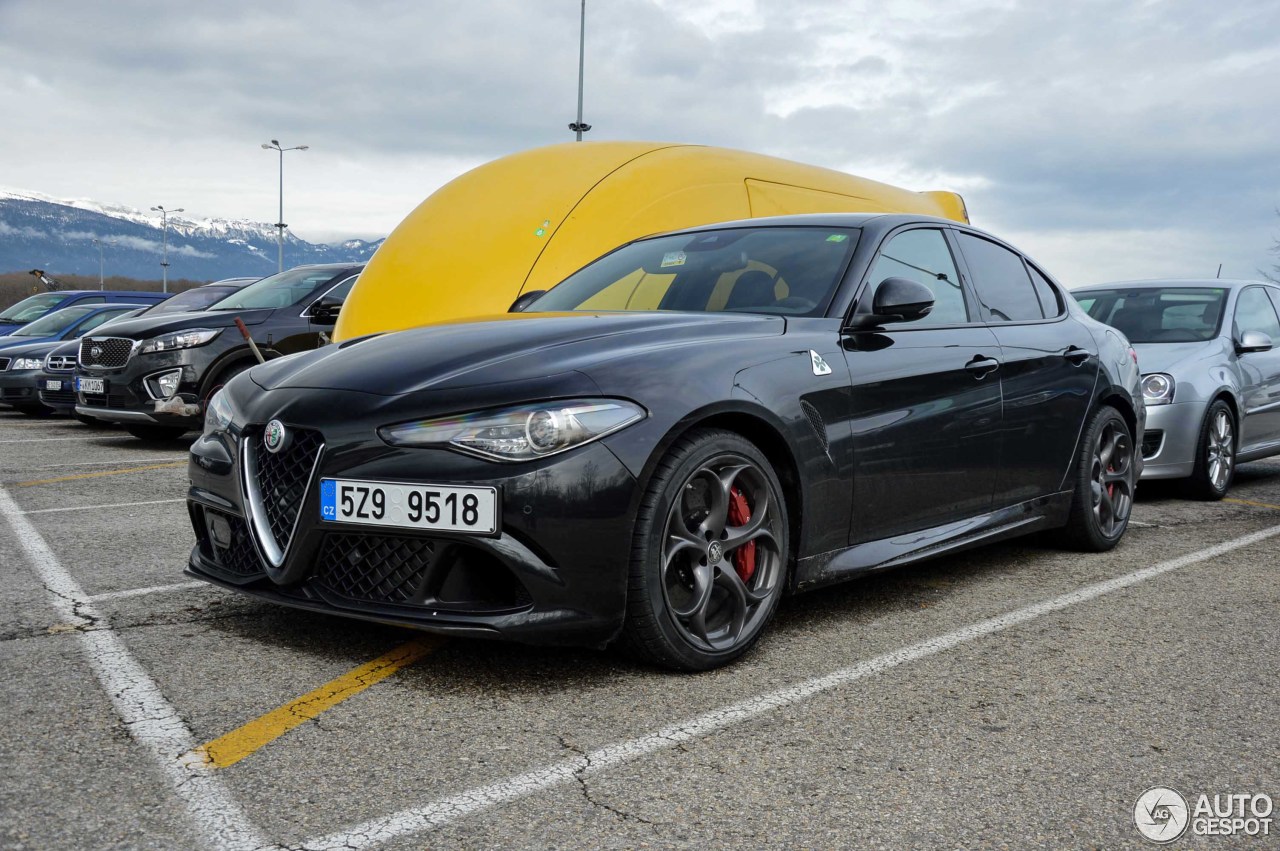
[0,303,150,413]
[0,289,170,336]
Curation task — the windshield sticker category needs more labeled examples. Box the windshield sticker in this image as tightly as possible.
[661,251,687,268]
[826,234,848,243]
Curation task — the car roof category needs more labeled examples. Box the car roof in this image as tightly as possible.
[1075,278,1273,292]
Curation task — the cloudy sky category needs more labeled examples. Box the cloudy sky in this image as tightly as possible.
[1,0,1278,286]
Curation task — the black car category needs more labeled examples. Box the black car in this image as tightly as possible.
[186,214,1143,670]
[75,264,362,440]
[38,280,261,420]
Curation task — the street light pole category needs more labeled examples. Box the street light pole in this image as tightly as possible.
[91,238,112,289]
[150,205,183,293]
[568,0,591,140]
[261,139,309,273]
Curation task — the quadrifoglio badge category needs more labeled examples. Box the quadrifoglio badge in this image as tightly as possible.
[1134,786,1274,843]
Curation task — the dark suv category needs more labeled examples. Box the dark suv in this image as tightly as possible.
[75,264,363,440]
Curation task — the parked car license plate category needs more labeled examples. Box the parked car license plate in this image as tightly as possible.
[77,377,105,394]
[319,478,498,535]
[42,379,63,391]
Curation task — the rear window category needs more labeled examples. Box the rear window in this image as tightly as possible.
[1074,287,1226,343]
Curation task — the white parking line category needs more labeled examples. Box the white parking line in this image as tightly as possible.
[22,497,186,515]
[301,524,1280,851]
[0,435,134,443]
[88,581,207,602]
[0,484,268,851]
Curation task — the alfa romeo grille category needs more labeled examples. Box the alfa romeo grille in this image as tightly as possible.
[244,425,323,563]
[79,337,135,368]
[316,533,437,604]
[45,354,76,372]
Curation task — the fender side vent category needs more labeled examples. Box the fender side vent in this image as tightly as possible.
[800,400,830,456]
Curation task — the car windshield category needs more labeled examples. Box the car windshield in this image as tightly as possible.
[10,305,99,337]
[529,227,861,316]
[0,292,66,324]
[206,268,341,311]
[1074,287,1227,343]
[145,286,237,315]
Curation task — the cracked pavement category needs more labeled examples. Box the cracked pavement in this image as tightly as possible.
[1,409,1277,849]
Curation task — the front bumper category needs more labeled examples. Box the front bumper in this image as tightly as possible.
[0,370,43,409]
[34,369,77,413]
[1138,401,1203,480]
[185,393,640,647]
[77,348,209,427]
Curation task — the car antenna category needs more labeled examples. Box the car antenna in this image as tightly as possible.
[1216,263,1222,279]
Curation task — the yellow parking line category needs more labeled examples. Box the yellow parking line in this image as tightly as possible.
[192,638,442,769]
[1224,497,1280,511]
[15,461,186,487]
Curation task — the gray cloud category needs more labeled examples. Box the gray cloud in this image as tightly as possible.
[0,0,1276,283]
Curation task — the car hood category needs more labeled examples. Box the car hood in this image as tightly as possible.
[250,311,786,396]
[1132,339,1226,375]
[79,308,275,340]
[0,334,60,351]
[0,339,61,358]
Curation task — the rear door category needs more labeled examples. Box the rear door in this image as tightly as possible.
[843,226,1003,542]
[1232,285,1280,451]
[952,232,1100,504]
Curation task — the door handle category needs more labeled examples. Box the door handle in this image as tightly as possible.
[966,355,1000,379]
[1064,345,1093,365]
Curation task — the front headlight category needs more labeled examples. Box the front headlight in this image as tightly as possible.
[140,328,221,354]
[203,389,235,436]
[10,357,43,370]
[379,399,647,461]
[1141,373,1175,405]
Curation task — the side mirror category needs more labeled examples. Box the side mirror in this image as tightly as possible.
[308,297,343,324]
[509,290,546,313]
[846,277,935,330]
[1237,330,1274,353]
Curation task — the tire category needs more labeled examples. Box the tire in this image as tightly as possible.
[620,428,790,671]
[1055,405,1136,551]
[201,362,253,407]
[125,424,189,442]
[1182,400,1235,501]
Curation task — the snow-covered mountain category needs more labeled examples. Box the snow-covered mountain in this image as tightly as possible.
[0,188,386,280]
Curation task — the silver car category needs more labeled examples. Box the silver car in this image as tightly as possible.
[1072,279,1280,499]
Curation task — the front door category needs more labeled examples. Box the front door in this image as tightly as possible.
[844,226,1003,543]
[1233,285,1280,451]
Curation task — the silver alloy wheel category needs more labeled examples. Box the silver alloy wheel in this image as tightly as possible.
[661,456,782,652]
[1207,408,1234,491]
[1090,419,1134,538]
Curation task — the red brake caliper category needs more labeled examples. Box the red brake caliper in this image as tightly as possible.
[728,487,756,583]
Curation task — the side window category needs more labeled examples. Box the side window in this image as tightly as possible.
[866,229,968,325]
[1027,264,1063,317]
[956,233,1043,322]
[320,274,360,303]
[1234,287,1280,340]
[75,311,128,334]
[76,296,106,305]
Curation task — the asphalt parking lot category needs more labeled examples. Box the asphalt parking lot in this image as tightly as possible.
[1,409,1276,850]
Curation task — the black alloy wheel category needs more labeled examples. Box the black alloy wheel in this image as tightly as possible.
[1184,400,1235,500]
[622,429,789,670]
[1057,405,1135,551]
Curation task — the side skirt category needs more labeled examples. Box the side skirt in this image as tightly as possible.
[793,490,1074,592]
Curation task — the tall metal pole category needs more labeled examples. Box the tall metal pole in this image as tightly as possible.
[262,140,309,273]
[151,205,183,293]
[568,1,591,140]
[92,238,106,289]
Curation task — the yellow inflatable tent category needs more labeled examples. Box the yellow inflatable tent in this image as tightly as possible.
[333,141,968,341]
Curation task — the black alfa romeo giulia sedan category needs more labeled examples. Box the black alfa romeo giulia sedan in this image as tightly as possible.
[186,214,1144,670]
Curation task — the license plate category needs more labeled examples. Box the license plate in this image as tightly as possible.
[43,380,63,391]
[77,377,105,394]
[319,478,499,535]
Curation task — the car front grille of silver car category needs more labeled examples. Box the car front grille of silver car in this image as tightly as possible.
[241,424,325,569]
[79,337,136,369]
